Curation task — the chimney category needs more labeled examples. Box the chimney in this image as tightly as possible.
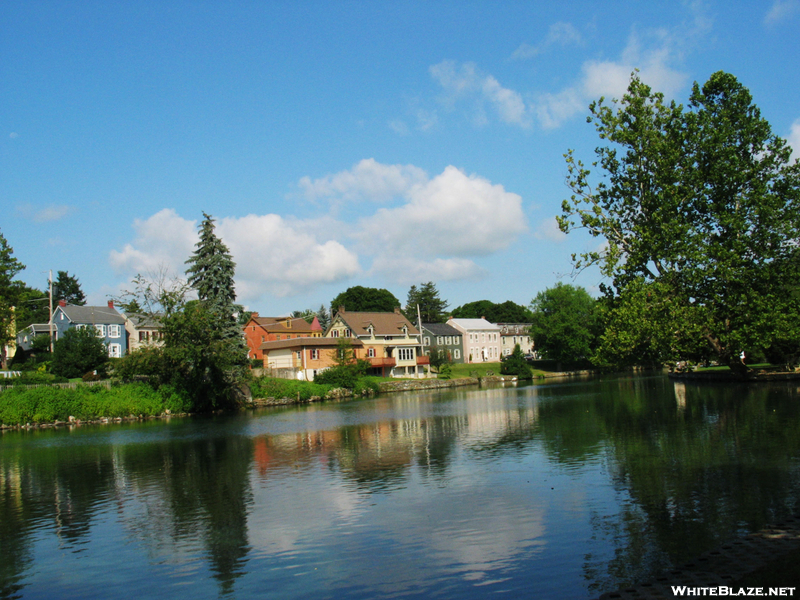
[338,305,345,314]
[108,300,114,309]
[394,307,401,314]
[251,312,259,319]
[59,299,66,307]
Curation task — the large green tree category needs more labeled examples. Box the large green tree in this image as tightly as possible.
[529,283,600,363]
[450,299,534,323]
[0,230,26,368]
[51,326,109,378]
[52,271,86,306]
[404,282,449,323]
[559,71,800,371]
[330,286,401,314]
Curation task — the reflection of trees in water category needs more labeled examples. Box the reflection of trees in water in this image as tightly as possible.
[577,379,800,595]
[0,422,254,598]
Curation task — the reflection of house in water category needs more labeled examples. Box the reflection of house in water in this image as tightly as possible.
[674,381,687,410]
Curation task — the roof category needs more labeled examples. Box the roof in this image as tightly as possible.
[57,305,125,325]
[334,309,419,336]
[248,316,322,334]
[421,323,462,337]
[447,318,500,331]
[260,337,364,351]
[125,313,163,328]
[18,323,52,335]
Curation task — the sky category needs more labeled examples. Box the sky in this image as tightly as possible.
[2,1,799,317]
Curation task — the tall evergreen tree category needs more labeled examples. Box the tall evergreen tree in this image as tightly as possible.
[405,282,449,323]
[0,229,26,368]
[52,270,86,306]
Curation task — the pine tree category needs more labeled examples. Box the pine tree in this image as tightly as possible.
[0,229,25,368]
[405,282,449,323]
[185,213,237,311]
[52,271,86,306]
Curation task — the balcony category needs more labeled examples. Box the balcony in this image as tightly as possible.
[369,357,396,368]
[416,355,430,365]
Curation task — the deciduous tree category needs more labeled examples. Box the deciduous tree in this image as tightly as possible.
[0,230,25,368]
[529,283,600,363]
[559,71,800,371]
[330,286,401,314]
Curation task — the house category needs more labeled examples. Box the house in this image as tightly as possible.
[327,307,430,378]
[243,313,323,360]
[15,323,54,352]
[260,337,365,381]
[497,323,534,357]
[124,313,164,353]
[50,300,128,358]
[446,317,501,363]
[420,323,464,364]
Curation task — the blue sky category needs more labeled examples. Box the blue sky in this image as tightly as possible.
[2,1,799,316]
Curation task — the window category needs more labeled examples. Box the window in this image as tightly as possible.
[139,331,149,342]
[482,333,486,343]
[297,351,301,360]
[368,348,376,358]
[398,347,415,361]
[446,336,452,345]
[276,335,281,340]
[331,329,339,338]
[310,349,319,360]
[108,344,121,358]
[261,336,265,342]
[108,324,121,338]
[95,324,106,337]
[454,349,461,359]
[437,336,443,345]
[424,336,430,346]
[345,329,351,337]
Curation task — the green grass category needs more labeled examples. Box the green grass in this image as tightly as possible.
[0,382,191,426]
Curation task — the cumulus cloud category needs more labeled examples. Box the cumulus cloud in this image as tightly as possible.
[511,22,583,60]
[298,158,428,202]
[765,0,799,24]
[356,166,527,281]
[430,61,531,128]
[16,203,74,223]
[109,209,361,301]
[788,119,800,162]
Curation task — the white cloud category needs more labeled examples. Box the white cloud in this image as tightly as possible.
[16,203,74,223]
[534,218,567,243]
[356,166,527,280]
[9,132,18,139]
[765,0,800,24]
[533,26,690,129]
[788,119,800,162]
[430,60,531,128]
[109,209,361,301]
[297,158,428,202]
[511,22,582,60]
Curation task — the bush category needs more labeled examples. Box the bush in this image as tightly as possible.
[51,327,109,379]
[250,377,331,401]
[500,345,533,379]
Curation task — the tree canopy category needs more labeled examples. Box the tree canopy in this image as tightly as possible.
[529,283,600,363]
[51,326,109,379]
[405,282,449,323]
[330,286,401,314]
[559,71,800,370]
[450,299,533,323]
[0,229,26,367]
[52,270,86,306]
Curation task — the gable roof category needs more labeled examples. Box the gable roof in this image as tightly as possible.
[124,313,163,329]
[56,304,125,325]
[421,323,462,337]
[447,317,499,331]
[334,309,419,337]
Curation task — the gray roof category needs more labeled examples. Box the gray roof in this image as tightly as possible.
[58,305,125,325]
[125,313,163,328]
[18,323,52,335]
[421,323,462,337]
[447,318,500,331]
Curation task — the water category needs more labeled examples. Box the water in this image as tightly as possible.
[2,375,800,599]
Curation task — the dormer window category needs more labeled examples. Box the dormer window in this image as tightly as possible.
[367,324,374,336]
[401,325,408,336]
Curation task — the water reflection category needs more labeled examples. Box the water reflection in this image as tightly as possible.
[2,377,800,599]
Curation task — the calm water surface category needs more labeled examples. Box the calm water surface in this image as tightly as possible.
[2,375,800,599]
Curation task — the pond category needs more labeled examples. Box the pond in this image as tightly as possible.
[2,375,800,599]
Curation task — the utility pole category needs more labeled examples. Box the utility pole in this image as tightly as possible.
[49,270,54,353]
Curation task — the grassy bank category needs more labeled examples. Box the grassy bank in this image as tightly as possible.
[0,383,191,427]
